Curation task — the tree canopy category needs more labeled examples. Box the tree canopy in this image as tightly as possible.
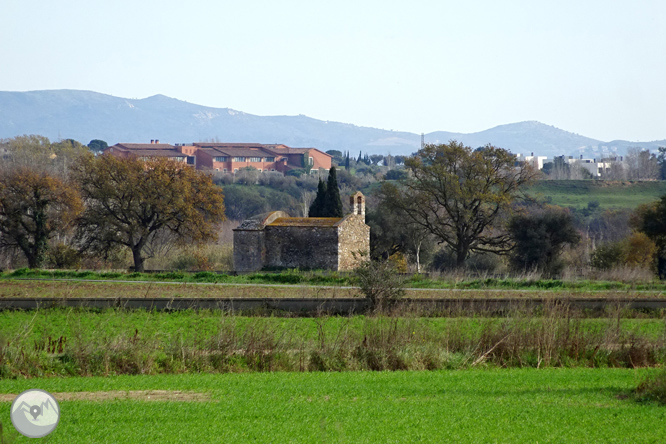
[309,167,343,217]
[308,178,327,217]
[380,141,536,267]
[508,208,580,276]
[72,155,226,272]
[0,168,82,268]
[87,139,108,154]
[633,196,666,278]
[0,135,88,175]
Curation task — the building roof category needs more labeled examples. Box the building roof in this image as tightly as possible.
[114,143,176,150]
[123,149,186,157]
[267,217,342,227]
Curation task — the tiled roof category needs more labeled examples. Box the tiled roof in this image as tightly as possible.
[123,149,186,157]
[195,144,278,158]
[267,217,342,227]
[115,143,176,149]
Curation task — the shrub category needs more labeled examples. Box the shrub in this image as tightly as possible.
[352,258,405,311]
[624,232,657,268]
[590,242,626,270]
[634,370,666,404]
[46,244,82,269]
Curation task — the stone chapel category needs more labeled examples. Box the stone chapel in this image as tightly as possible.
[233,192,370,271]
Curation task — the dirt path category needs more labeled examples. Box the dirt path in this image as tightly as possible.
[0,390,211,402]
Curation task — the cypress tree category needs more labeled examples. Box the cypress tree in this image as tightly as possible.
[345,152,350,170]
[309,178,327,217]
[323,166,343,217]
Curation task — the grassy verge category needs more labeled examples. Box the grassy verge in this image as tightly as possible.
[1,308,665,378]
[0,368,663,443]
[3,268,666,292]
[4,279,666,300]
[527,180,666,209]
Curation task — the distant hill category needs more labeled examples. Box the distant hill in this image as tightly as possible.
[1,90,664,158]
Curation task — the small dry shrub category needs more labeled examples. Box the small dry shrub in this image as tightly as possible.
[352,258,405,311]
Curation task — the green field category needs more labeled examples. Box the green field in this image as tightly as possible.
[2,309,665,378]
[527,180,666,210]
[4,268,666,293]
[0,369,663,443]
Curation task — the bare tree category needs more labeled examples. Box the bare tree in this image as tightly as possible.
[626,147,659,180]
[300,190,316,217]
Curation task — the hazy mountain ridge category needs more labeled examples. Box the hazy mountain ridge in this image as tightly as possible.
[1,90,664,157]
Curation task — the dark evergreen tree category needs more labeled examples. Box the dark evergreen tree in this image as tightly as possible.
[345,152,350,170]
[323,166,344,217]
[309,178,327,217]
[508,209,580,276]
[357,151,362,163]
[87,139,108,154]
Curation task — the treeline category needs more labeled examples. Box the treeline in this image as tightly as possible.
[0,136,224,272]
[3,134,666,279]
[542,147,666,180]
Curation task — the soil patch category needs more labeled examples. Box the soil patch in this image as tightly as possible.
[0,390,211,402]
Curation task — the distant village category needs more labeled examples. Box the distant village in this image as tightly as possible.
[105,140,664,181]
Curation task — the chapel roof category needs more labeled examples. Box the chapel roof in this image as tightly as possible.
[266,217,342,227]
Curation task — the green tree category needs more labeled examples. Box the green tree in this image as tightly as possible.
[633,196,666,278]
[508,208,580,276]
[323,166,343,217]
[0,135,87,175]
[0,168,82,268]
[380,141,537,267]
[326,150,343,166]
[72,155,226,272]
[309,178,327,217]
[302,151,313,174]
[88,139,108,154]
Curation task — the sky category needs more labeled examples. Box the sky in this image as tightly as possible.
[1,0,665,142]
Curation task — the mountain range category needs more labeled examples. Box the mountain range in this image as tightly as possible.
[1,90,664,158]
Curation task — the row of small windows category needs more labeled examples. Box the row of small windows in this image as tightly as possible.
[215,168,277,173]
[214,156,276,163]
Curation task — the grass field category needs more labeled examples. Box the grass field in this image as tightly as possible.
[2,308,665,378]
[3,279,666,301]
[0,368,663,443]
[527,180,666,210]
[4,269,666,294]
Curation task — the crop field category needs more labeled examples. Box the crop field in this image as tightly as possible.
[3,269,666,297]
[0,369,664,443]
[527,180,666,210]
[3,279,666,302]
[1,308,665,378]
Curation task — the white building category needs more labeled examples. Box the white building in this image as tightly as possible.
[517,152,548,171]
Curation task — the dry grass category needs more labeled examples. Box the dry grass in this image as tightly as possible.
[0,281,649,301]
[0,280,356,299]
[1,304,665,378]
[1,279,665,300]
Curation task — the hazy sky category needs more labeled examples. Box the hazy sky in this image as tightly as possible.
[1,0,665,141]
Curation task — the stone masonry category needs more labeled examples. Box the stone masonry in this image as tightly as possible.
[233,192,370,272]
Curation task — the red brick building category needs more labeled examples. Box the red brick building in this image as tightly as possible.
[105,141,332,173]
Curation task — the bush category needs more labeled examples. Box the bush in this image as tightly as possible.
[352,258,405,311]
[624,232,657,268]
[634,370,666,404]
[47,244,82,269]
[590,242,627,270]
